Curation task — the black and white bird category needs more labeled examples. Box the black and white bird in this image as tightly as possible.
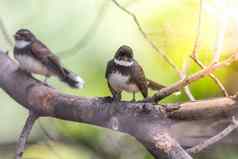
[13,29,84,88]
[105,45,165,101]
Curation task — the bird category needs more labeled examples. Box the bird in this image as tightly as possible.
[105,45,165,101]
[13,29,84,88]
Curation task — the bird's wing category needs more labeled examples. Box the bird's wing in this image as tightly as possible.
[130,61,148,98]
[31,41,64,75]
[105,59,120,97]
[105,59,114,79]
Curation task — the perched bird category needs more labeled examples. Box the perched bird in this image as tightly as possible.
[105,45,165,101]
[13,29,84,88]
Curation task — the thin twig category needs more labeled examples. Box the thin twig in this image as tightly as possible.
[58,0,109,57]
[0,18,14,47]
[190,0,228,96]
[16,111,38,159]
[111,0,180,75]
[145,51,238,102]
[191,56,229,96]
[179,59,195,101]
[187,116,238,154]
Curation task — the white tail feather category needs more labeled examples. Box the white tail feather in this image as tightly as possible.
[74,75,85,89]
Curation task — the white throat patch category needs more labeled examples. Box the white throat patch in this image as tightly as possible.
[15,40,31,49]
[114,59,134,67]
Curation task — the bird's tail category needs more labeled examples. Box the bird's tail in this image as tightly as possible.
[146,79,165,90]
[59,68,85,89]
[168,143,192,159]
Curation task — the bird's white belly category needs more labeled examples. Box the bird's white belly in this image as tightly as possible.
[109,72,139,92]
[15,55,51,76]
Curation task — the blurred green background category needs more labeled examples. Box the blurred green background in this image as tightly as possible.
[1,0,238,158]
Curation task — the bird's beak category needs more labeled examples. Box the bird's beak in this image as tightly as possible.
[123,57,129,61]
[14,33,21,40]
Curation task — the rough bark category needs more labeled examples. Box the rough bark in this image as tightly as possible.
[0,50,238,159]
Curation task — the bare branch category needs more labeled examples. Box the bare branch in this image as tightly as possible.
[16,111,38,159]
[58,0,109,57]
[187,116,238,154]
[0,50,191,159]
[166,96,238,120]
[146,52,238,102]
[111,0,180,75]
[1,49,238,158]
[190,0,228,97]
[191,56,228,96]
[179,59,195,101]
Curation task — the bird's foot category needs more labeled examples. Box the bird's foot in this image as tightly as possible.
[102,96,114,102]
[102,96,121,102]
[130,98,136,102]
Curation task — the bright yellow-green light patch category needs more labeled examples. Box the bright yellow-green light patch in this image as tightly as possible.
[24,142,91,159]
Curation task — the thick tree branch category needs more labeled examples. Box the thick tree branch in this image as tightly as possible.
[1,48,238,159]
[0,51,192,158]
[166,96,238,120]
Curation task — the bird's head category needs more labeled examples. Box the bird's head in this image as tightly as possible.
[14,29,36,48]
[114,45,134,67]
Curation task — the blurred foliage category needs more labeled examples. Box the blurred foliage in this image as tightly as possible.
[1,0,238,159]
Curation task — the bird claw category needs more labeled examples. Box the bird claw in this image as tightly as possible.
[131,98,136,102]
[102,96,118,102]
